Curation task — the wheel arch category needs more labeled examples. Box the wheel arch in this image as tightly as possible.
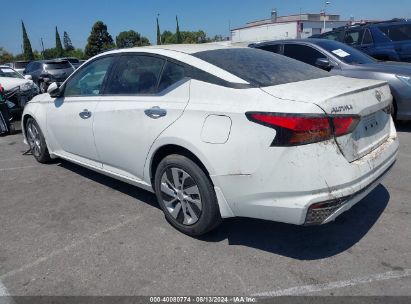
[147,142,235,218]
[149,144,212,189]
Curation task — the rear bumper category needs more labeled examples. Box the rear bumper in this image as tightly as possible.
[304,161,395,225]
[211,133,398,225]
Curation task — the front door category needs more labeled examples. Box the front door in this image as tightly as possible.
[46,56,115,167]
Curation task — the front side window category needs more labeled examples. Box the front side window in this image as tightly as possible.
[283,44,327,66]
[105,55,165,95]
[64,56,114,97]
[344,29,364,45]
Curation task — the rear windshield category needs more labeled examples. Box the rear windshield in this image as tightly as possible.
[193,48,329,87]
[45,61,71,70]
[66,58,80,64]
[379,23,411,41]
[14,61,29,69]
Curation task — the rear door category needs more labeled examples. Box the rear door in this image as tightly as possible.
[93,54,190,181]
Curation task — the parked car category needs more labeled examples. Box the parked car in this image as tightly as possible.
[4,61,31,74]
[23,60,75,93]
[0,65,39,119]
[250,39,411,120]
[311,20,411,62]
[22,45,398,236]
[57,57,82,69]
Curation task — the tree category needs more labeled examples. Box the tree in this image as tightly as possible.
[156,17,161,45]
[85,21,115,58]
[161,30,176,44]
[0,47,14,64]
[116,30,151,48]
[55,26,64,57]
[21,21,34,61]
[176,16,182,44]
[63,31,75,52]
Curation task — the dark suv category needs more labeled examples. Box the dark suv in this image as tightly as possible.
[311,20,411,62]
[23,60,75,93]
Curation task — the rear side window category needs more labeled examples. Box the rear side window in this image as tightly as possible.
[258,44,282,54]
[158,61,186,92]
[193,48,328,87]
[379,24,411,41]
[105,55,165,95]
[362,29,374,44]
[283,44,327,66]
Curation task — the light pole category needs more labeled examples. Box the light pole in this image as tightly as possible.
[323,1,331,33]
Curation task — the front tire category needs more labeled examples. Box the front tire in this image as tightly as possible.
[25,117,51,163]
[154,154,222,236]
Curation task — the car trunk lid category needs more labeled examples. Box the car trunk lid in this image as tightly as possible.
[261,76,393,162]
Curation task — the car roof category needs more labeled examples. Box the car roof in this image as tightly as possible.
[252,39,327,46]
[104,42,246,56]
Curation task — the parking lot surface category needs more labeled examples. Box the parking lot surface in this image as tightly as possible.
[0,123,410,296]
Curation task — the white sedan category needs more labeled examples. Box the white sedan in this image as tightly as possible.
[22,44,399,236]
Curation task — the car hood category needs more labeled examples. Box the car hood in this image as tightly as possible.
[0,77,32,90]
[355,61,411,76]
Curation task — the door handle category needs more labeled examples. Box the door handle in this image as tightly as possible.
[144,106,167,119]
[79,109,92,119]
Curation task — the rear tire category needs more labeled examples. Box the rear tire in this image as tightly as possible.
[25,117,51,164]
[154,154,222,236]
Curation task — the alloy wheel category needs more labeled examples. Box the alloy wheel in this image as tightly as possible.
[26,122,42,157]
[160,167,203,226]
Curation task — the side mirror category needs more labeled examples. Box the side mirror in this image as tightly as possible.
[315,58,333,71]
[24,75,32,80]
[47,82,62,98]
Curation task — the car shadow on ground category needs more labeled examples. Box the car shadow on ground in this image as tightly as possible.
[57,160,160,210]
[202,185,390,260]
[396,121,411,132]
[56,160,389,260]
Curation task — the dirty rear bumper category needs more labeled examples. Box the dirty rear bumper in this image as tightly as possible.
[304,161,395,225]
[212,132,398,225]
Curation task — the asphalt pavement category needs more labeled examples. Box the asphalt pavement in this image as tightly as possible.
[0,123,410,297]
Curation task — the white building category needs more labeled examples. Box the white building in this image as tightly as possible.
[231,10,351,43]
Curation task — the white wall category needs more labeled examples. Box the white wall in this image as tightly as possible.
[231,22,298,43]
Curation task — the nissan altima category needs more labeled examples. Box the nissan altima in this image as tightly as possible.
[22,44,399,236]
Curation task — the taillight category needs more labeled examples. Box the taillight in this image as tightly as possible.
[246,112,360,146]
[332,116,360,137]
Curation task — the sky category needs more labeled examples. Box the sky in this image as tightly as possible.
[1,0,411,55]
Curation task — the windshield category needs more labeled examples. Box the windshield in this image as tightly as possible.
[379,23,411,42]
[45,61,72,70]
[193,48,329,87]
[0,67,24,79]
[315,40,376,64]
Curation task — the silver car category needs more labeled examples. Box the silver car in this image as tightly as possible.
[251,39,411,120]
